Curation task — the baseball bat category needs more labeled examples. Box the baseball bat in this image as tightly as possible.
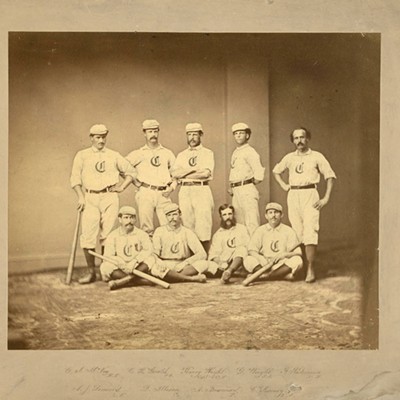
[242,243,301,287]
[88,250,170,289]
[65,210,82,285]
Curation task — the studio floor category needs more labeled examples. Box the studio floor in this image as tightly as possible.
[8,246,372,350]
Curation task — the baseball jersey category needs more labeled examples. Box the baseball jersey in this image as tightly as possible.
[208,223,250,261]
[272,148,336,186]
[247,223,301,258]
[173,144,215,181]
[229,143,265,182]
[70,146,136,191]
[103,226,153,264]
[152,225,206,264]
[126,144,175,186]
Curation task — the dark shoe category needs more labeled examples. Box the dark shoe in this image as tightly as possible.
[78,273,96,284]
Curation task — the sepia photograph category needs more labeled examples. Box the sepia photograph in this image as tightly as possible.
[8,32,379,351]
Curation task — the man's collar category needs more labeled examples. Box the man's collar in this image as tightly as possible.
[188,144,203,151]
[235,143,250,151]
[166,224,181,232]
[119,226,136,236]
[91,146,106,153]
[141,143,164,150]
[265,223,282,231]
[295,148,312,156]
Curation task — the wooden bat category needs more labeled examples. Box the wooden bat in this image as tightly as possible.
[242,243,301,287]
[88,250,170,289]
[65,210,82,285]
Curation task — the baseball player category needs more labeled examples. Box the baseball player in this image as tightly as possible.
[151,203,208,283]
[273,127,336,283]
[243,202,303,282]
[100,206,155,290]
[126,119,177,236]
[206,204,250,283]
[70,124,136,284]
[171,122,215,252]
[229,122,265,236]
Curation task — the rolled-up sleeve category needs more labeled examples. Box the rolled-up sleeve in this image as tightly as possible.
[70,152,83,188]
[317,153,337,180]
[248,149,265,181]
[186,230,207,263]
[272,154,288,175]
[117,153,137,178]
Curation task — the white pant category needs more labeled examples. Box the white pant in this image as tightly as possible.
[178,185,214,241]
[232,184,260,236]
[80,192,119,249]
[244,255,303,274]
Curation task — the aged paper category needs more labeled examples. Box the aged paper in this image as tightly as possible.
[1,1,399,399]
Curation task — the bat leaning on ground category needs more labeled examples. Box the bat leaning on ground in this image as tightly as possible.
[242,243,301,287]
[65,210,82,285]
[88,250,170,289]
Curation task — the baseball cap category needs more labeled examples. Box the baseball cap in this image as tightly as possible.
[89,124,108,135]
[164,203,180,215]
[142,119,160,130]
[118,206,137,216]
[232,122,250,133]
[265,202,283,213]
[185,122,203,133]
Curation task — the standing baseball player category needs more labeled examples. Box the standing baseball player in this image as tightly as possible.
[151,203,208,283]
[229,122,265,236]
[171,122,215,252]
[273,127,336,283]
[126,119,177,236]
[243,202,303,282]
[70,124,136,284]
[207,204,250,284]
[100,206,155,290]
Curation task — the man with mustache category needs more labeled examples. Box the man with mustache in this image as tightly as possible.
[126,119,177,236]
[204,204,250,283]
[243,202,303,282]
[70,124,136,284]
[171,122,215,252]
[151,203,208,283]
[99,206,155,290]
[273,127,336,283]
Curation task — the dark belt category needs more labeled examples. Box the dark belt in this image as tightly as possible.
[180,181,209,186]
[290,184,317,190]
[140,182,168,191]
[230,178,254,188]
[86,186,113,194]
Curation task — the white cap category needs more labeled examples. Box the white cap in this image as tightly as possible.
[142,119,160,130]
[232,122,250,133]
[265,202,283,213]
[118,206,137,216]
[185,122,203,133]
[164,203,180,215]
[89,124,108,135]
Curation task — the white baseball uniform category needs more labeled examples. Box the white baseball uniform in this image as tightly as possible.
[151,225,207,278]
[100,226,155,281]
[272,148,336,245]
[229,143,265,236]
[173,144,215,241]
[70,146,136,249]
[126,144,175,235]
[244,223,302,273]
[201,223,250,275]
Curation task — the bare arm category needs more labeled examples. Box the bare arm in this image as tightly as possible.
[273,172,290,192]
[73,185,86,211]
[313,178,334,210]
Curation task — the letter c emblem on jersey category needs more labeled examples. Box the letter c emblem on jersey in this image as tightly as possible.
[151,156,161,167]
[95,161,106,173]
[270,240,280,253]
[171,243,180,254]
[227,237,236,248]
[295,163,304,174]
[188,156,197,167]
[123,244,133,257]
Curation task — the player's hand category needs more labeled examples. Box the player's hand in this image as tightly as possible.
[220,262,229,271]
[176,262,189,271]
[109,184,124,193]
[227,188,233,197]
[110,256,126,269]
[313,198,328,210]
[77,197,85,212]
[282,183,291,192]
[161,185,173,198]
[126,259,139,273]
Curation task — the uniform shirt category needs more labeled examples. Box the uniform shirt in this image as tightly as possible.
[229,144,265,182]
[152,225,206,264]
[126,144,175,186]
[273,148,336,186]
[247,223,301,258]
[70,146,136,190]
[208,223,250,261]
[103,226,153,264]
[173,144,215,182]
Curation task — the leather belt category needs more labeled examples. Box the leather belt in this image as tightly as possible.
[290,184,317,190]
[230,178,254,188]
[140,182,168,191]
[180,181,209,186]
[86,186,113,194]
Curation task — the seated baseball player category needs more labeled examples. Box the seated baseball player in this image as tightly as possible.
[199,204,250,283]
[100,206,155,290]
[151,203,208,283]
[243,202,303,282]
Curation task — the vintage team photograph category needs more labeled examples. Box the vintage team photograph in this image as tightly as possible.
[8,32,379,350]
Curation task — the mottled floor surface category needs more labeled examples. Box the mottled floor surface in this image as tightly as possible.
[8,246,370,350]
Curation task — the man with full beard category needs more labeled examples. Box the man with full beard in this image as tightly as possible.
[205,204,250,283]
